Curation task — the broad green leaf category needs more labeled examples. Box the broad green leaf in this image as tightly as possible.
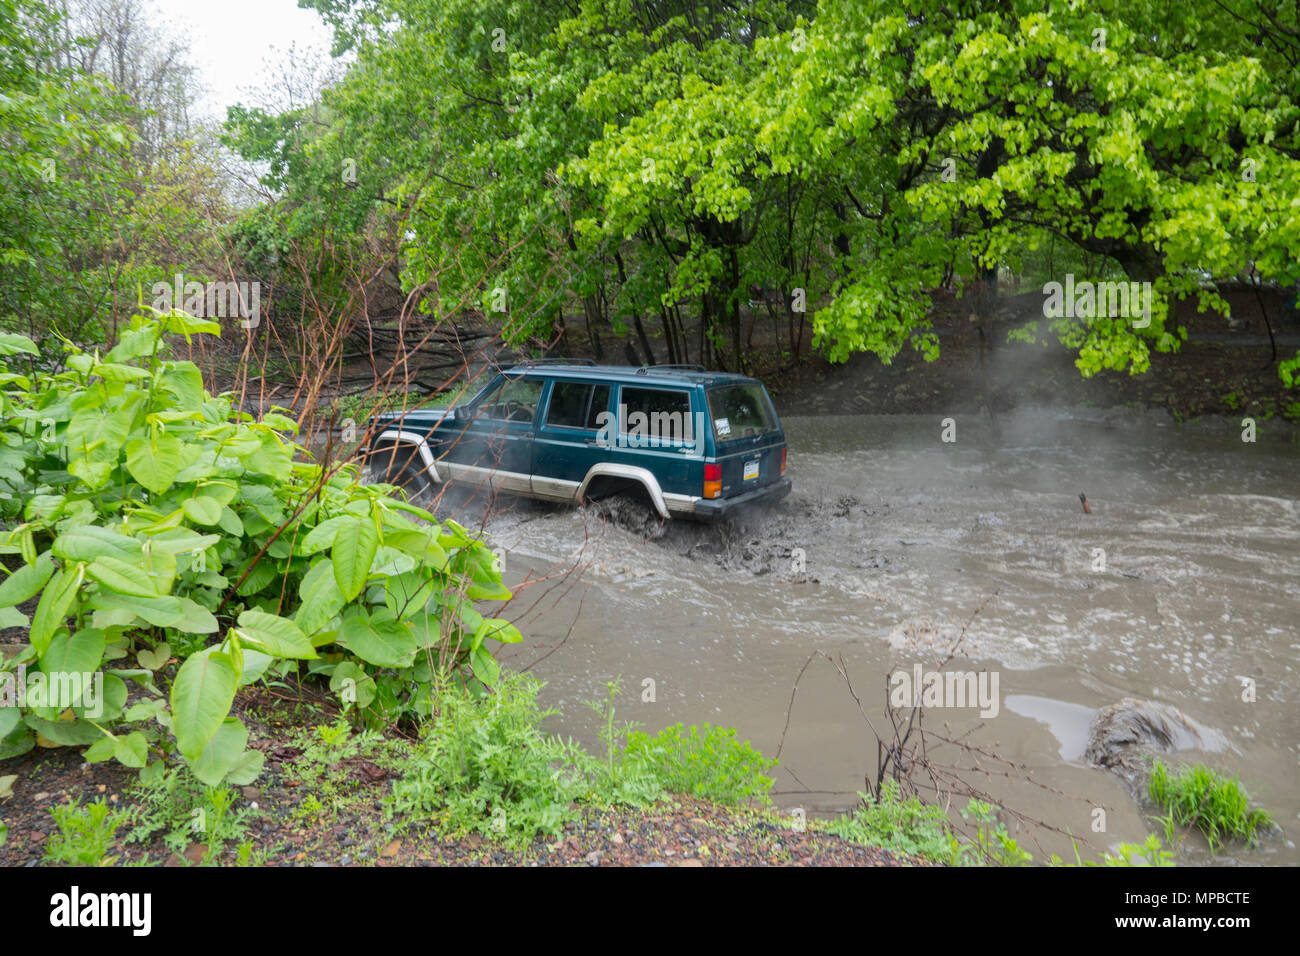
[170,649,239,761]
[329,661,377,708]
[299,516,350,555]
[234,610,317,659]
[474,618,523,646]
[23,713,104,746]
[39,628,105,686]
[174,597,219,634]
[224,748,265,787]
[338,607,417,668]
[0,724,34,760]
[113,731,148,768]
[86,555,158,598]
[125,431,183,494]
[0,332,38,356]
[52,526,142,563]
[30,564,84,656]
[0,550,54,607]
[467,581,512,601]
[136,642,171,671]
[295,559,347,635]
[181,496,222,526]
[191,717,248,785]
[470,644,500,686]
[332,517,378,602]
[88,592,183,628]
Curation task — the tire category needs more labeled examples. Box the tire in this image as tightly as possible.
[369,444,433,506]
[585,488,667,540]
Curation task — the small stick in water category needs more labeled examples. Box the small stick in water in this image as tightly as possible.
[1079,493,1091,515]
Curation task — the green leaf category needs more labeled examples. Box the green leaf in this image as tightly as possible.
[83,735,116,763]
[39,628,105,687]
[234,610,317,659]
[224,747,265,787]
[161,312,221,337]
[181,496,223,526]
[467,581,512,601]
[470,644,500,686]
[88,592,183,628]
[86,555,158,598]
[295,559,347,635]
[125,431,183,494]
[300,515,350,555]
[24,713,104,746]
[332,517,378,602]
[0,332,38,356]
[191,717,248,785]
[113,731,148,768]
[329,661,377,708]
[170,649,239,761]
[474,618,523,646]
[136,642,171,671]
[30,564,84,656]
[0,551,54,607]
[52,526,142,563]
[174,597,219,634]
[0,724,34,760]
[338,607,417,668]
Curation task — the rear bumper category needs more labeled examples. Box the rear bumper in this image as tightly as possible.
[692,477,792,521]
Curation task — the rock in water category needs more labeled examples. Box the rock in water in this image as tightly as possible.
[1085,697,1231,790]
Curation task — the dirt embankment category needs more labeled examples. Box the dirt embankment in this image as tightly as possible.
[768,287,1300,422]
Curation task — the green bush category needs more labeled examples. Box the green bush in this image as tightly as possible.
[0,312,520,787]
[622,722,777,805]
[124,765,252,861]
[389,672,592,847]
[1149,760,1273,853]
[825,781,954,861]
[44,798,128,866]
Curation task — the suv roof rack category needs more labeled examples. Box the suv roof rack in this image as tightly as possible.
[635,363,707,374]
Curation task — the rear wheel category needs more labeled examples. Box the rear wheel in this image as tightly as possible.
[582,484,667,540]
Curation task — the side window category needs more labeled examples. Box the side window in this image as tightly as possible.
[618,387,695,445]
[586,385,610,429]
[481,376,543,422]
[544,382,610,430]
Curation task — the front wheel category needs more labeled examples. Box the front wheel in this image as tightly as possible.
[369,444,433,505]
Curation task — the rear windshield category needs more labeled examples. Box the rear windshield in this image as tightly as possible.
[707,384,777,440]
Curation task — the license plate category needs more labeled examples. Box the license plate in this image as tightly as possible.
[743,459,759,481]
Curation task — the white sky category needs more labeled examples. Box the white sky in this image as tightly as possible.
[151,0,335,120]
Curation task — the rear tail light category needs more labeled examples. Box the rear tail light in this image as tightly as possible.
[704,462,721,499]
[780,447,787,475]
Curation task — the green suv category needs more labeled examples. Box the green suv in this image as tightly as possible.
[366,362,791,521]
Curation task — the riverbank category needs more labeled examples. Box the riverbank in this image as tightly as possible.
[0,682,921,868]
[768,295,1300,422]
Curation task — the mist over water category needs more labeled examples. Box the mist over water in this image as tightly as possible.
[478,408,1300,863]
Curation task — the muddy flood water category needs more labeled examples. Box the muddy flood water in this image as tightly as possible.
[461,408,1298,864]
